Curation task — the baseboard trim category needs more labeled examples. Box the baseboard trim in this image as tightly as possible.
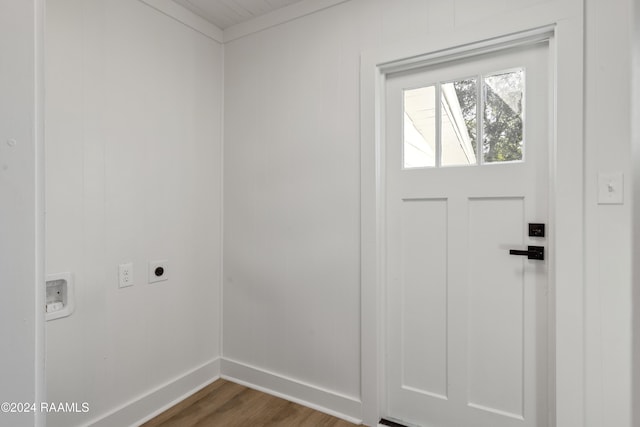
[220,358,362,424]
[88,358,220,427]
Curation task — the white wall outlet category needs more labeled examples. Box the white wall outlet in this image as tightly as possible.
[598,172,624,205]
[119,263,134,288]
[149,260,168,283]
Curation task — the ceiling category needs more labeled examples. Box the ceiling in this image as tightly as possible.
[171,0,307,29]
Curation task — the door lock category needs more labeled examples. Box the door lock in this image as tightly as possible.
[509,246,544,260]
[528,223,545,237]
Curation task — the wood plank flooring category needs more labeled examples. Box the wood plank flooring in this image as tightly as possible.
[141,379,359,427]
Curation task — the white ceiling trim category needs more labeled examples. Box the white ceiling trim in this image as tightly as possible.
[137,0,224,43]
[222,0,351,43]
[136,0,349,45]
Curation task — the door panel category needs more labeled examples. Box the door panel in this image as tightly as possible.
[385,43,550,427]
[400,198,448,399]
[467,197,525,419]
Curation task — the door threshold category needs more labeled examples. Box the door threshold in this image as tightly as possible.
[379,417,420,427]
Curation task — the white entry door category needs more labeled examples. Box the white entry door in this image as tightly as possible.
[384,42,550,427]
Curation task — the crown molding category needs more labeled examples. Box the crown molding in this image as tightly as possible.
[223,0,350,43]
[137,0,224,43]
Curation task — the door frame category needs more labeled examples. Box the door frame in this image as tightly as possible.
[360,19,585,427]
[1,1,46,426]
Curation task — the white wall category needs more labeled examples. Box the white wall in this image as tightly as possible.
[223,0,378,411]
[45,0,223,425]
[631,0,640,425]
[584,0,634,426]
[0,1,45,426]
[633,2,640,425]
[224,0,633,425]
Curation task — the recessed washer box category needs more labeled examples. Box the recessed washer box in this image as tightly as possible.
[149,260,168,283]
[46,272,74,321]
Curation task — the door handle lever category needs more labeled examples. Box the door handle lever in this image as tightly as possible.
[509,246,544,260]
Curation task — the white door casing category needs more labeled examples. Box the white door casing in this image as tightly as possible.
[384,43,550,427]
[360,21,585,427]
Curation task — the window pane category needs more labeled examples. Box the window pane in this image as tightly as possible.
[483,70,524,163]
[441,78,477,166]
[403,86,436,168]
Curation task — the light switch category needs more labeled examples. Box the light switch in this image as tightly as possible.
[598,172,624,205]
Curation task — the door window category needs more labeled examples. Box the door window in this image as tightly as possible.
[402,69,524,168]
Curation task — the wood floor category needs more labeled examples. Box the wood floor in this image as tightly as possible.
[141,379,359,427]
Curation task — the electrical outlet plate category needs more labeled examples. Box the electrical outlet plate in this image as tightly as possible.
[149,260,168,283]
[119,263,134,288]
[46,272,75,321]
